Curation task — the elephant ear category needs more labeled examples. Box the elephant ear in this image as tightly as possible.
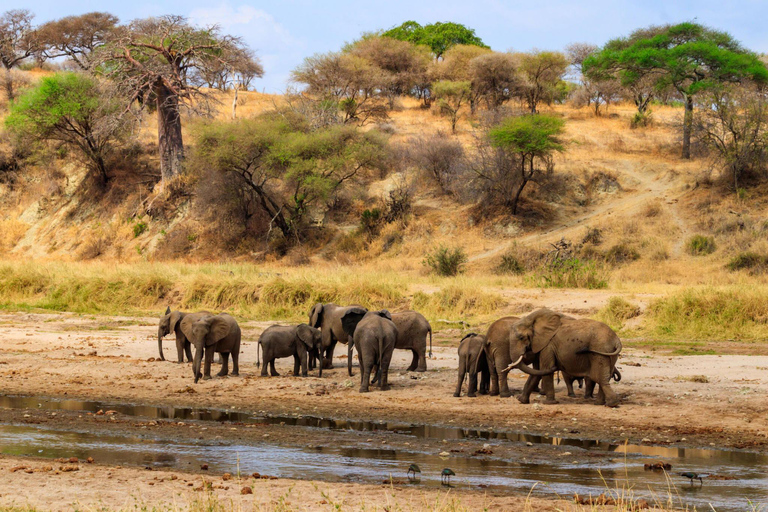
[309,303,324,328]
[206,315,232,346]
[169,311,183,334]
[341,307,368,338]
[296,324,315,349]
[377,309,392,321]
[530,309,562,353]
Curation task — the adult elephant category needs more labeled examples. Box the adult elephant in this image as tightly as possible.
[184,313,241,383]
[341,308,397,393]
[507,309,622,407]
[257,324,322,377]
[309,303,366,370]
[157,308,211,362]
[347,310,432,373]
[485,316,556,397]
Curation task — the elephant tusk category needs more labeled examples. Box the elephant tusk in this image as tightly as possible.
[502,356,524,373]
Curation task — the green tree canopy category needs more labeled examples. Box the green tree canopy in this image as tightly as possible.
[488,114,565,214]
[6,72,129,184]
[382,21,487,59]
[583,22,768,158]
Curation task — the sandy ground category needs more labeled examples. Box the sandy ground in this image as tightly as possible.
[0,311,766,510]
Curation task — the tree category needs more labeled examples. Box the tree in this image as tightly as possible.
[566,43,620,116]
[404,131,465,194]
[5,72,130,184]
[291,52,387,124]
[487,114,565,214]
[0,9,39,101]
[469,52,518,110]
[36,12,118,70]
[583,23,768,158]
[516,50,568,113]
[432,80,470,133]
[696,83,768,190]
[382,21,487,59]
[99,15,259,182]
[193,112,388,240]
[435,44,491,112]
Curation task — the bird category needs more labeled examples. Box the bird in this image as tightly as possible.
[407,463,421,481]
[441,468,456,485]
[680,472,705,485]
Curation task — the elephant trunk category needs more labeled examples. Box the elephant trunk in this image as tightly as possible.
[157,328,165,361]
[516,361,558,376]
[193,346,203,383]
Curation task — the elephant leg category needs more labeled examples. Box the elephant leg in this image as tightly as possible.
[488,359,500,396]
[479,368,490,395]
[203,348,214,380]
[467,370,478,398]
[231,348,239,376]
[584,378,596,399]
[415,345,427,372]
[541,375,558,404]
[518,375,539,404]
[564,374,576,398]
[407,349,418,372]
[175,334,186,363]
[323,341,336,370]
[595,385,606,405]
[217,352,230,377]
[293,354,300,376]
[360,361,373,393]
[379,350,393,391]
[454,360,466,397]
[270,359,279,377]
[184,341,193,363]
[300,352,308,377]
[261,357,270,377]
[599,381,619,407]
[497,363,512,398]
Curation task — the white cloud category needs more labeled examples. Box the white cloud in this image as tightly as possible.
[189,2,300,50]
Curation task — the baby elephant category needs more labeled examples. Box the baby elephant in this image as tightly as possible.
[455,333,490,397]
[258,324,322,377]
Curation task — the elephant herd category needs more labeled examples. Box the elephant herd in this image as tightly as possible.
[157,304,622,406]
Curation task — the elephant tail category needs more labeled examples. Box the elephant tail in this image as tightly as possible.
[428,326,433,359]
[373,335,384,385]
[348,341,354,377]
[256,340,261,368]
[612,368,622,382]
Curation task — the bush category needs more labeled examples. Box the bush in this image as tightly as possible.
[630,110,653,128]
[581,227,603,245]
[686,235,716,256]
[726,252,768,273]
[533,257,608,289]
[604,243,640,265]
[495,252,525,275]
[596,296,641,330]
[423,246,468,276]
[360,208,382,237]
[133,220,148,238]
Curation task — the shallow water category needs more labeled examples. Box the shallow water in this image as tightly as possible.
[1,395,766,511]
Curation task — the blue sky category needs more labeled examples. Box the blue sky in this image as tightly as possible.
[19,0,768,93]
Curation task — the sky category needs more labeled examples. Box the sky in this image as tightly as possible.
[18,0,768,93]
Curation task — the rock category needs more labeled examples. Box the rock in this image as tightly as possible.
[439,451,450,457]
[241,487,253,495]
[105,410,117,416]
[96,410,104,415]
[526,442,533,447]
[59,465,79,472]
[201,464,209,470]
[251,472,260,479]
[222,473,232,481]
[68,457,78,463]
[641,438,651,443]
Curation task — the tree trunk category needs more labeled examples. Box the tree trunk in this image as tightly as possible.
[511,157,528,215]
[682,94,693,159]
[3,67,14,102]
[155,82,184,182]
[232,84,238,120]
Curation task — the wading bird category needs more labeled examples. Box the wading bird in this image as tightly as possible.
[680,472,705,485]
[407,463,421,481]
[441,468,455,485]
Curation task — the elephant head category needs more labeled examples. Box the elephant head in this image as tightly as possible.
[158,307,183,361]
[190,315,232,383]
[341,308,391,338]
[309,303,324,328]
[297,324,322,360]
[505,309,561,375]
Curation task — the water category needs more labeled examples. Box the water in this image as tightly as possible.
[0,395,766,511]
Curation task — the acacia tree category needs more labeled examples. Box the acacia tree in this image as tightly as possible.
[435,44,491,112]
[0,9,39,101]
[99,15,259,182]
[5,72,130,184]
[432,80,470,133]
[37,12,118,70]
[516,50,568,113]
[382,21,487,59]
[566,43,621,116]
[469,52,518,110]
[487,114,565,214]
[584,23,768,159]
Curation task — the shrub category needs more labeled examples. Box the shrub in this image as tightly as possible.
[726,252,768,273]
[604,243,640,265]
[596,296,641,330]
[495,252,525,275]
[133,220,148,238]
[581,227,603,245]
[423,246,468,276]
[360,208,382,237]
[686,235,716,256]
[630,110,653,128]
[533,257,608,289]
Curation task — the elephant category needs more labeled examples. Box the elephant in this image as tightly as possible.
[484,316,556,397]
[347,310,433,373]
[341,307,397,393]
[309,303,367,370]
[183,313,241,383]
[507,308,622,407]
[454,333,490,397]
[257,324,322,377]
[157,308,211,362]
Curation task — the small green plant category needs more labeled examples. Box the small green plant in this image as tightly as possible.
[726,252,768,273]
[187,233,198,243]
[686,235,716,256]
[359,208,382,238]
[133,220,148,238]
[604,243,640,265]
[630,110,653,128]
[495,252,525,275]
[423,245,468,276]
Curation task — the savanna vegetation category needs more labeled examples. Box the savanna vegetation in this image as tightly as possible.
[1,11,768,346]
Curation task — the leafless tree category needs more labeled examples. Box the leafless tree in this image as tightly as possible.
[0,9,39,101]
[97,15,260,182]
[515,50,568,113]
[37,12,118,70]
